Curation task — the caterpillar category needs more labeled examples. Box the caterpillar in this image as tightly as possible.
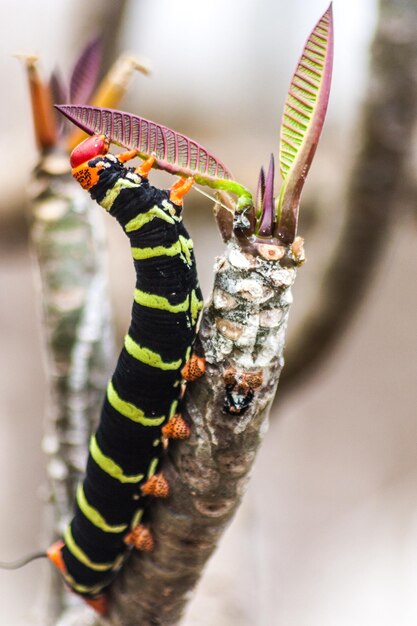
[45,134,205,614]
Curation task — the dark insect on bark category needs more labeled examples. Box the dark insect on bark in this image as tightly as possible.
[224,387,255,414]
[223,367,263,415]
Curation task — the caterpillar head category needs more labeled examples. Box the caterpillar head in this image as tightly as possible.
[70,134,110,190]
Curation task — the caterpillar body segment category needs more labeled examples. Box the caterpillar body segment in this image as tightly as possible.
[48,135,203,608]
[47,540,109,615]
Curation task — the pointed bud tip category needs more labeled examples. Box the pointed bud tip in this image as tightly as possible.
[256,165,266,213]
[257,154,276,238]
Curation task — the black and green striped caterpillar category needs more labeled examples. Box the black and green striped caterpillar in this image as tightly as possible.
[47,134,205,613]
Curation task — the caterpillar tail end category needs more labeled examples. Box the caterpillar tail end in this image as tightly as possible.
[162,414,191,440]
[169,176,194,206]
[84,595,109,615]
[124,525,154,552]
[46,540,108,616]
[181,354,206,381]
[46,540,66,574]
[141,473,170,498]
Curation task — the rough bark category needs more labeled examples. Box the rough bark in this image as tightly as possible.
[279,0,417,396]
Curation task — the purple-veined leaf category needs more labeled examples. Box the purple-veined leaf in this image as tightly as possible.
[69,36,102,105]
[56,104,252,202]
[276,3,333,243]
[257,155,275,237]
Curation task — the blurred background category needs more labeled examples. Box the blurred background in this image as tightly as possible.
[1,0,417,624]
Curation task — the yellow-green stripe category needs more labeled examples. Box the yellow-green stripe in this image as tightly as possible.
[64,527,114,572]
[124,334,182,370]
[130,508,144,530]
[131,236,193,263]
[100,177,141,211]
[76,484,128,534]
[90,435,144,484]
[190,289,204,324]
[125,206,176,232]
[131,240,183,261]
[134,288,190,313]
[178,235,194,265]
[169,399,178,417]
[147,457,159,479]
[107,381,165,426]
[63,573,106,595]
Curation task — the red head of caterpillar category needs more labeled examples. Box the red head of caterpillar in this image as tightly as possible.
[70,134,110,190]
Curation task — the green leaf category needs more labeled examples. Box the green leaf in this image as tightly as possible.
[277,3,334,243]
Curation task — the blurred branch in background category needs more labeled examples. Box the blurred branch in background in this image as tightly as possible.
[279,0,417,397]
